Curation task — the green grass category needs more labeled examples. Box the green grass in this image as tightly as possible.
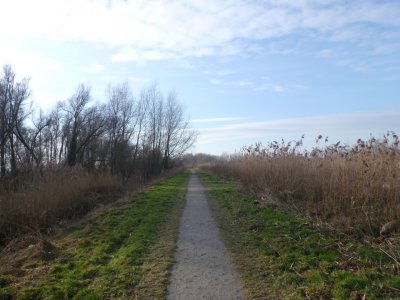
[198,171,400,300]
[0,171,189,299]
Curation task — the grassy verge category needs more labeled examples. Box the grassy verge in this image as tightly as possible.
[0,171,189,299]
[199,171,400,299]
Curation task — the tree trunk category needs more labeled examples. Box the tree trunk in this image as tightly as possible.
[9,132,17,175]
[67,122,78,166]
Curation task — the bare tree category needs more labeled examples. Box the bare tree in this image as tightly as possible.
[77,105,106,170]
[0,64,197,180]
[125,88,149,180]
[162,91,196,169]
[0,66,12,176]
[0,65,34,175]
[145,83,164,174]
[46,102,64,165]
[64,84,105,167]
[106,82,135,175]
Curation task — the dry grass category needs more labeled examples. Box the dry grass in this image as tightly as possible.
[0,168,120,245]
[0,172,189,298]
[206,132,400,236]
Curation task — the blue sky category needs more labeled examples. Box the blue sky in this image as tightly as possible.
[0,0,399,154]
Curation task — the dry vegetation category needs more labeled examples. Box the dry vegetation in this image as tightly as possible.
[207,131,400,236]
[0,168,119,245]
[200,171,400,299]
[0,172,189,298]
[0,64,195,246]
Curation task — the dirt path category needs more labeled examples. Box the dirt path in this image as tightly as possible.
[167,172,246,300]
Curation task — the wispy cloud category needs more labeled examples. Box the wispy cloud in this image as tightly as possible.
[210,77,310,93]
[111,47,179,63]
[210,79,253,87]
[100,74,150,84]
[1,0,399,66]
[216,69,235,76]
[196,110,400,146]
[318,49,334,58]
[101,75,119,81]
[128,76,151,85]
[288,84,309,90]
[191,117,247,123]
[84,63,106,73]
[0,45,64,80]
[254,83,284,93]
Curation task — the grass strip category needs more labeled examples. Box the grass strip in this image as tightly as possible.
[0,171,189,299]
[199,171,400,300]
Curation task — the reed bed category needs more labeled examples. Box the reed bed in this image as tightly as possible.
[207,132,400,236]
[0,168,119,245]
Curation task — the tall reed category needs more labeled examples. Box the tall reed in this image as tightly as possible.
[0,168,119,244]
[207,132,400,235]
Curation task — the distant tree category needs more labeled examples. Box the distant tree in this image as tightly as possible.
[145,83,164,174]
[0,65,33,175]
[64,84,105,167]
[0,64,197,180]
[162,91,196,170]
[105,82,135,176]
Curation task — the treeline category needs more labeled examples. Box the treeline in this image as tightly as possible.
[0,64,196,183]
[0,64,196,243]
[182,153,219,167]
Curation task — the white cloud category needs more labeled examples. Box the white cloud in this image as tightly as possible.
[210,79,221,85]
[318,48,334,58]
[0,0,399,64]
[101,75,120,81]
[196,110,400,147]
[210,78,253,87]
[254,83,284,92]
[0,45,64,80]
[216,69,235,76]
[172,60,196,70]
[128,76,151,85]
[210,77,308,93]
[288,84,309,90]
[111,47,179,63]
[84,63,106,73]
[191,117,246,123]
[100,74,151,85]
[237,80,253,87]
[33,92,69,110]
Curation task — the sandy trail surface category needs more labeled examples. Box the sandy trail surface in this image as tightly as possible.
[167,172,246,300]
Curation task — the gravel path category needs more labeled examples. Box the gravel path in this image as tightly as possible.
[167,172,246,300]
